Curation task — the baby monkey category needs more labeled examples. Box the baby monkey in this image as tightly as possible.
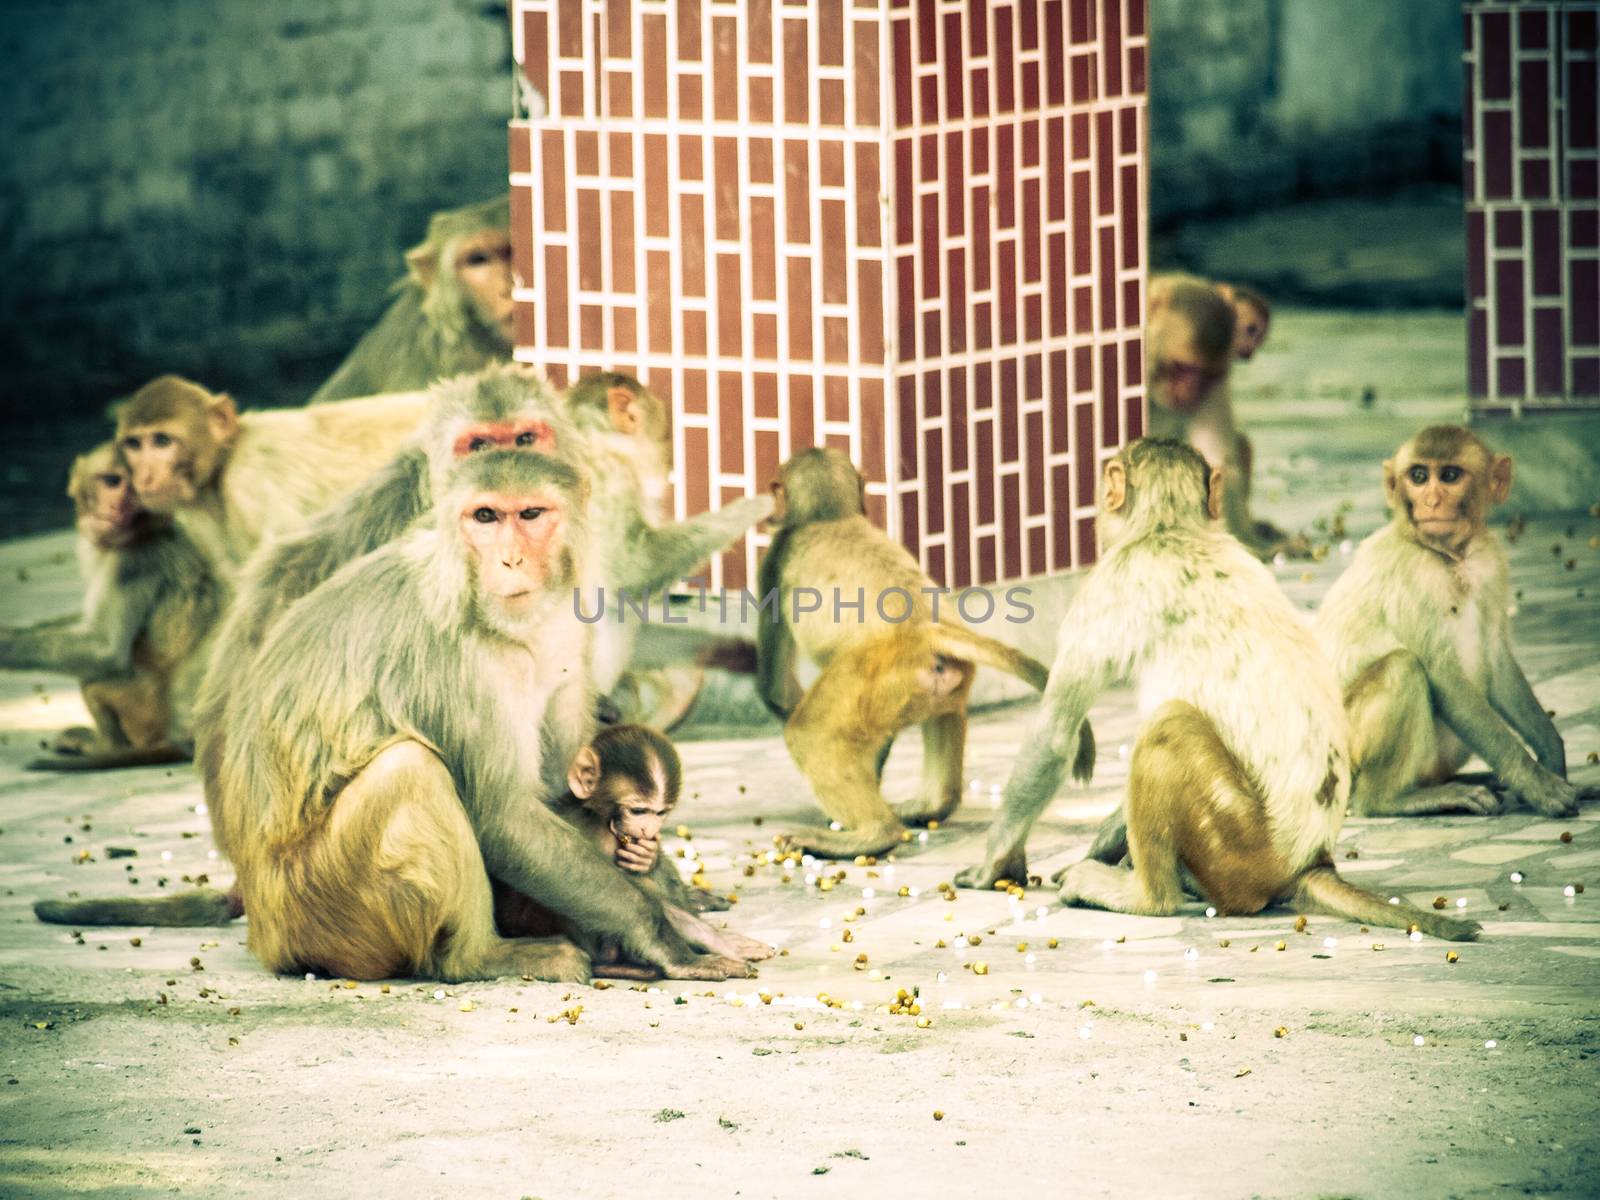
[494,725,772,973]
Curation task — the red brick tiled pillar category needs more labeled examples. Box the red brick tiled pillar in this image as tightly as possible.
[1465,2,1600,413]
[509,1,1147,590]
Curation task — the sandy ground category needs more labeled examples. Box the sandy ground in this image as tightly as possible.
[2,308,1599,1199]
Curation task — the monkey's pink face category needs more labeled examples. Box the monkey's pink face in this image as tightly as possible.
[1394,458,1477,551]
[1154,357,1224,411]
[451,420,556,458]
[119,424,196,510]
[610,783,670,847]
[456,231,515,342]
[459,490,567,601]
[83,468,143,547]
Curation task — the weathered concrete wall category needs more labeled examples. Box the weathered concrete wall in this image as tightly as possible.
[0,0,512,424]
[1149,0,1463,226]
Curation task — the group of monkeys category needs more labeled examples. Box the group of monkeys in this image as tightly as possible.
[9,197,1593,984]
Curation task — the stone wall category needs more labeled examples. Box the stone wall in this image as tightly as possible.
[0,0,513,425]
[1149,0,1464,226]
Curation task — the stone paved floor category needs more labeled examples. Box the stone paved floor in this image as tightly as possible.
[1,309,1598,1198]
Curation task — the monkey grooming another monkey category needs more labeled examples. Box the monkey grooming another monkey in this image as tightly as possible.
[758,447,1085,859]
[116,376,429,579]
[309,195,514,404]
[0,444,225,770]
[493,724,774,968]
[955,438,1477,942]
[1316,425,1592,818]
[196,448,747,983]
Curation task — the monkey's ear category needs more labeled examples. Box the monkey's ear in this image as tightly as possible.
[1488,454,1513,506]
[1207,467,1225,521]
[1101,459,1127,514]
[567,745,601,800]
[206,392,240,443]
[607,387,642,434]
[405,242,439,290]
[1381,458,1401,509]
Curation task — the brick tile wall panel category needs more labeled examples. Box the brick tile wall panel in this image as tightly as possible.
[1466,1,1600,412]
[512,0,1145,587]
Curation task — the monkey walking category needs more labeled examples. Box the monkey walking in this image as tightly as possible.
[0,444,225,771]
[1316,425,1594,818]
[757,447,1089,859]
[956,438,1478,942]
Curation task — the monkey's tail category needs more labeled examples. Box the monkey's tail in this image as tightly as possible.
[34,885,242,927]
[1291,865,1480,942]
[28,744,190,772]
[930,624,1050,691]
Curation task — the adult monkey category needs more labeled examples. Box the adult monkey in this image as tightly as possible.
[115,376,429,578]
[0,443,225,770]
[1316,425,1591,818]
[757,447,1084,858]
[309,195,514,405]
[955,440,1477,941]
[492,723,774,967]
[196,449,747,982]
[1145,274,1298,556]
[564,371,773,726]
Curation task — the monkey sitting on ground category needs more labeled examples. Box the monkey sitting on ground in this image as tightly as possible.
[1315,425,1593,818]
[757,447,1087,859]
[309,195,514,404]
[0,443,225,770]
[191,448,747,982]
[492,724,773,969]
[116,376,429,579]
[954,438,1477,942]
[1145,274,1300,557]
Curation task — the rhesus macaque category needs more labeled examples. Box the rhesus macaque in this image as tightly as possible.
[309,195,514,405]
[757,447,1085,858]
[1146,274,1297,556]
[1316,426,1593,818]
[115,376,429,578]
[493,724,773,967]
[563,371,774,728]
[0,444,225,770]
[1216,281,1271,362]
[194,448,747,983]
[955,439,1478,942]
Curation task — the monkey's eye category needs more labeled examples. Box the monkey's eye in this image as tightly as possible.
[121,437,140,452]
[468,436,492,452]
[514,430,539,447]
[463,251,490,267]
[518,507,546,521]
[1438,466,1462,484]
[99,474,123,488]
[1407,466,1429,486]
[472,507,499,524]
[151,432,173,448]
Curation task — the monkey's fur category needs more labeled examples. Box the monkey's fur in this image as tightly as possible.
[0,444,225,771]
[309,195,514,405]
[1316,425,1590,818]
[116,376,430,579]
[957,438,1477,942]
[757,447,1082,858]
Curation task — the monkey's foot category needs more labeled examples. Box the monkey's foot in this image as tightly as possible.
[1511,773,1580,818]
[660,953,754,981]
[708,929,777,962]
[1055,860,1144,912]
[1377,781,1504,817]
[894,791,962,825]
[777,820,909,859]
[49,726,97,756]
[954,853,1028,891]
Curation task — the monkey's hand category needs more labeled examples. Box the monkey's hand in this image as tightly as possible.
[954,852,1028,892]
[1508,767,1580,817]
[614,835,659,874]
